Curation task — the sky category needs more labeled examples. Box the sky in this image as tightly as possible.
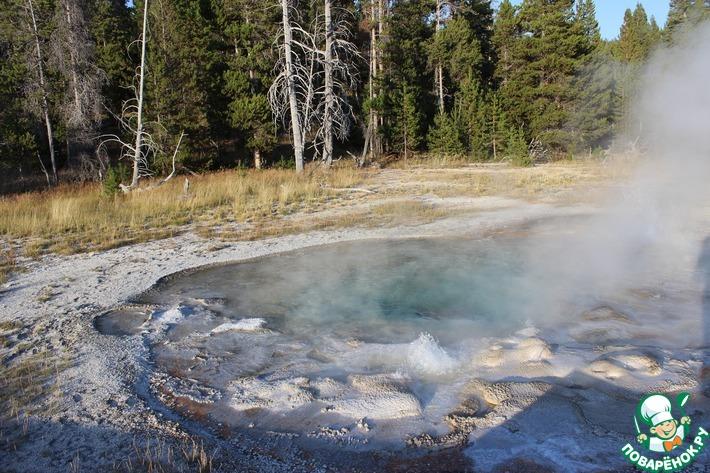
[510,1,671,40]
[123,1,670,41]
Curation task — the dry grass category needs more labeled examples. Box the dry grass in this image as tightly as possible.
[0,166,366,256]
[105,437,213,473]
[0,159,613,261]
[0,247,17,285]
[202,199,456,242]
[384,153,472,169]
[0,349,71,420]
[384,161,612,200]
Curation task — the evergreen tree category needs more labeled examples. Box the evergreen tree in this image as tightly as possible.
[649,16,663,46]
[398,85,423,159]
[575,0,601,49]
[216,0,277,168]
[456,0,496,85]
[428,15,483,97]
[506,125,530,166]
[569,50,620,152]
[492,0,518,88]
[566,0,622,153]
[2,0,62,182]
[501,0,589,151]
[383,0,432,154]
[138,0,221,171]
[427,112,466,155]
[457,77,491,159]
[666,0,710,41]
[615,4,658,63]
[88,0,134,113]
[0,33,38,176]
[488,92,509,161]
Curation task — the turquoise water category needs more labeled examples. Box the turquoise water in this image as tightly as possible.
[92,230,706,452]
[140,237,535,345]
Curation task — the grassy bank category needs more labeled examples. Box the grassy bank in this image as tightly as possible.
[0,167,365,256]
[0,159,614,269]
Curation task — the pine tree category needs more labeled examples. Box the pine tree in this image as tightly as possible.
[488,92,509,161]
[501,0,589,151]
[648,16,662,46]
[52,0,105,173]
[456,77,490,159]
[139,0,221,171]
[492,0,518,88]
[616,4,657,63]
[665,0,710,41]
[569,51,620,152]
[383,0,433,154]
[88,0,134,113]
[568,0,617,153]
[506,125,530,166]
[0,31,38,177]
[458,0,495,84]
[398,85,423,159]
[6,0,61,183]
[575,0,601,49]
[429,15,483,95]
[427,112,465,155]
[216,0,277,168]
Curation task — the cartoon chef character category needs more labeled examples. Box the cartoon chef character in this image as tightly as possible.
[636,394,691,453]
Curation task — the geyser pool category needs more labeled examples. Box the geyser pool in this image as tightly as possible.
[95,227,706,451]
[143,237,536,345]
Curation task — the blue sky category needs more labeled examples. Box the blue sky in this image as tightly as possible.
[125,1,669,41]
[510,1,670,39]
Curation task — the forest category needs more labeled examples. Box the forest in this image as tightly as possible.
[1,0,709,193]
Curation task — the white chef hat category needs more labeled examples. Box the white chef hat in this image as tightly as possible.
[640,394,674,426]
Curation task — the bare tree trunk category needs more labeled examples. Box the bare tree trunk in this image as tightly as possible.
[62,0,82,115]
[28,0,57,184]
[36,150,51,188]
[368,0,377,159]
[365,0,385,159]
[131,0,149,187]
[435,0,445,115]
[377,0,384,152]
[437,66,444,114]
[491,106,497,161]
[323,0,334,166]
[281,0,304,173]
[254,149,262,169]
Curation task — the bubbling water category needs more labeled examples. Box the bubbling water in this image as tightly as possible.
[95,220,706,449]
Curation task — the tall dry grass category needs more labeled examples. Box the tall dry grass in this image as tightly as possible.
[0,167,365,255]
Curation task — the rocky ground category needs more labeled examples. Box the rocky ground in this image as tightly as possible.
[1,163,708,472]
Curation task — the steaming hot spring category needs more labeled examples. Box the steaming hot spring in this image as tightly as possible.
[95,217,710,471]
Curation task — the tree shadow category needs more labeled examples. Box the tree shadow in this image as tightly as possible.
[464,371,643,472]
[700,237,710,355]
[463,237,710,472]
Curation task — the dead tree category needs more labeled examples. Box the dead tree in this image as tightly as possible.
[271,0,306,172]
[318,0,360,166]
[362,0,385,164]
[51,0,103,176]
[98,0,161,190]
[25,0,57,184]
[434,0,452,115]
[270,0,359,171]
[323,0,334,166]
[131,0,149,187]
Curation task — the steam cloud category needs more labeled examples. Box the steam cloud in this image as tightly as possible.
[520,22,710,341]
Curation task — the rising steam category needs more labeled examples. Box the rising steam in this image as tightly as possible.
[520,23,710,341]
